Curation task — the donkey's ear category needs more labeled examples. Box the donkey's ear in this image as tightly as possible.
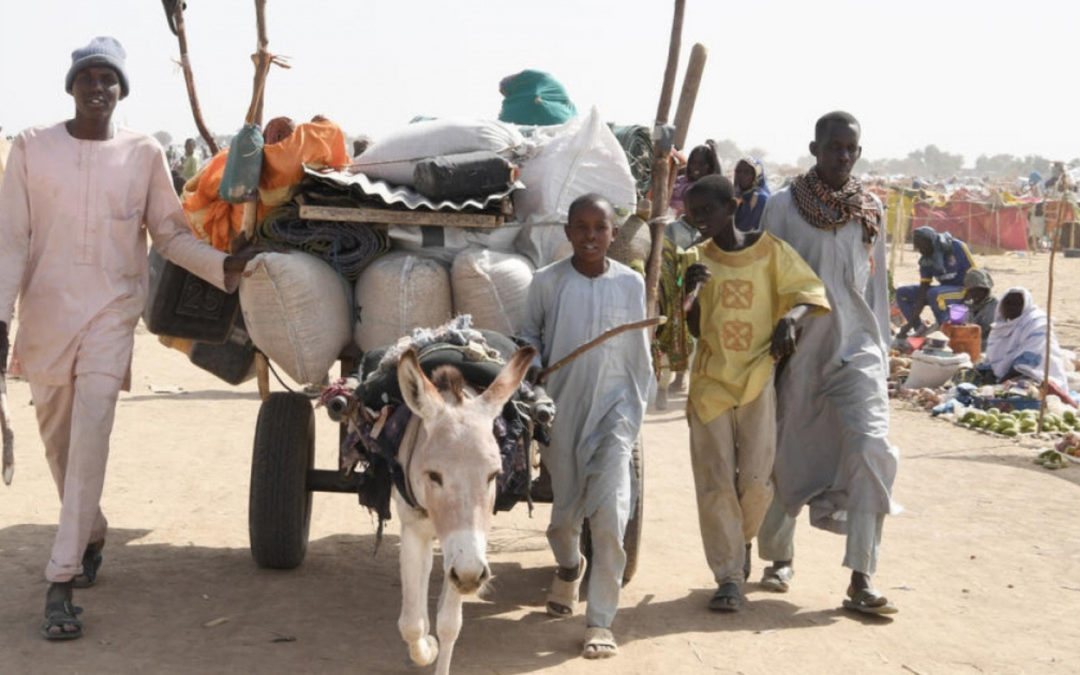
[477,346,537,419]
[398,348,444,422]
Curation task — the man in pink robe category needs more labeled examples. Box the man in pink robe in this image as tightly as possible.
[0,36,250,640]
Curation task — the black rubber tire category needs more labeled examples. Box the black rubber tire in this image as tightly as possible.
[249,392,315,569]
[580,437,644,587]
[621,437,645,585]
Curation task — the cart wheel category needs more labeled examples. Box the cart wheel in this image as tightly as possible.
[249,392,314,569]
[580,437,644,587]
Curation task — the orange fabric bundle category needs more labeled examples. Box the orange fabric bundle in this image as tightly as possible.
[182,119,350,251]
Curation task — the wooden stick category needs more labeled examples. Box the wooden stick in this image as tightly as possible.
[1038,198,1067,432]
[653,0,684,130]
[298,204,503,229]
[672,43,708,152]
[539,317,666,379]
[171,2,218,154]
[242,201,259,240]
[644,0,686,317]
[247,0,271,127]
[255,352,271,402]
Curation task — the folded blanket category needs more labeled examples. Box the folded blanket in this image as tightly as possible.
[258,205,389,280]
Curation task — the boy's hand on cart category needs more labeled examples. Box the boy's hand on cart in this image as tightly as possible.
[526,365,546,387]
[224,235,270,277]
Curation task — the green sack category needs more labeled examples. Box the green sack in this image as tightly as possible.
[498,70,577,126]
[218,123,264,203]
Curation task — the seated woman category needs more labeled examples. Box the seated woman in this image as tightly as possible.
[983,287,1068,391]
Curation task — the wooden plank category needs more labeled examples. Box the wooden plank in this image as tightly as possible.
[298,204,504,229]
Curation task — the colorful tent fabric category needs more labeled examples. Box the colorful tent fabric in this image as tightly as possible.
[912,198,1030,251]
[183,118,349,251]
[498,70,577,126]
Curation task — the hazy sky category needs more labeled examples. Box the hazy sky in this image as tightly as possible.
[2,0,1077,166]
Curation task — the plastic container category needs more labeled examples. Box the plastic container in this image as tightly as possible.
[943,323,981,365]
[188,318,256,385]
[949,304,969,323]
[143,249,238,343]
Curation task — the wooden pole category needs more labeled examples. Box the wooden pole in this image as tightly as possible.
[240,0,276,244]
[171,1,218,154]
[654,0,684,132]
[247,0,271,127]
[644,0,686,319]
[1037,200,1064,433]
[1036,199,1062,432]
[671,43,708,152]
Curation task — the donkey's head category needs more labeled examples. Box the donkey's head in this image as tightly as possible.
[397,345,536,593]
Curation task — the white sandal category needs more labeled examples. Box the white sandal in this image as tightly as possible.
[582,626,618,659]
[546,559,584,617]
[760,564,794,593]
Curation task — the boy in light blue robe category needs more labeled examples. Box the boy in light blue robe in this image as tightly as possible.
[520,194,654,659]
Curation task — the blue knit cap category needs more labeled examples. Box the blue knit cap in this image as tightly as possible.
[65,36,129,98]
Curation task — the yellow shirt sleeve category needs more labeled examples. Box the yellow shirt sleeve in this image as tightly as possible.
[774,241,831,319]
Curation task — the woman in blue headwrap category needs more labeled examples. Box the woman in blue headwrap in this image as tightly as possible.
[896,226,976,336]
[733,157,770,233]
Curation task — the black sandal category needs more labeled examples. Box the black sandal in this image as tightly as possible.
[708,581,743,612]
[41,582,83,640]
[72,544,103,589]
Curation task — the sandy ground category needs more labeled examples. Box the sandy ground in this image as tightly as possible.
[1,247,1079,675]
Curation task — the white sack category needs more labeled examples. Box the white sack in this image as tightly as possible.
[354,252,453,351]
[516,223,574,268]
[240,251,353,385]
[353,118,525,187]
[902,351,972,390]
[387,225,523,265]
[451,248,535,334]
[512,106,637,224]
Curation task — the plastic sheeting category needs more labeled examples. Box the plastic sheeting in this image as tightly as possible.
[912,199,1031,251]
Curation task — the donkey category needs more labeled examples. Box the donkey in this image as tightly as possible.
[394,345,535,675]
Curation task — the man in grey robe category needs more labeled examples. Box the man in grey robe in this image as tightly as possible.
[756,111,901,615]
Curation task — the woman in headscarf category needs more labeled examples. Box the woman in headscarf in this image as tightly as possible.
[733,156,770,233]
[983,287,1068,391]
[656,143,722,407]
[670,143,721,219]
[896,226,975,336]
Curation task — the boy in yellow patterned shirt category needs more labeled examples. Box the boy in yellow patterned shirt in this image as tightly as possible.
[683,176,830,611]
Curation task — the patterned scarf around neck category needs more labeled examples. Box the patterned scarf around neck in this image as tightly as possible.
[791,167,881,244]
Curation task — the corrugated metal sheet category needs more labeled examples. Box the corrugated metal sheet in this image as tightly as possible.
[303,166,521,212]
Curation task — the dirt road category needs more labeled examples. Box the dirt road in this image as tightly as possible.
[1,252,1078,674]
